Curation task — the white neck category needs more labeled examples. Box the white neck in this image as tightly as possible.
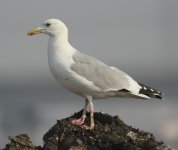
[47,32,77,60]
[48,34,70,53]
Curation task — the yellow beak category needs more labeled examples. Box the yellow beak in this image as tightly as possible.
[28,28,43,36]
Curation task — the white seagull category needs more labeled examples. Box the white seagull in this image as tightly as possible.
[28,19,163,129]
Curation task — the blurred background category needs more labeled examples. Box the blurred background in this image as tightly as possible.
[0,0,177,148]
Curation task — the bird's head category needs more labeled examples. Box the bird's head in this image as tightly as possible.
[28,19,68,37]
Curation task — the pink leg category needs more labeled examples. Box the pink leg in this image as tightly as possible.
[70,99,89,126]
[89,97,94,129]
[81,96,95,129]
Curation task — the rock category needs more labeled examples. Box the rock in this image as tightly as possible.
[43,110,173,150]
[2,110,174,150]
[2,134,39,150]
[126,131,137,141]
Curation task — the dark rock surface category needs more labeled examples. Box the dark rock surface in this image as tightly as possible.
[2,110,174,150]
[2,134,38,150]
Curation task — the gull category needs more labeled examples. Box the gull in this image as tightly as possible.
[28,19,163,129]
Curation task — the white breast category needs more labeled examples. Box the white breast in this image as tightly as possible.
[47,38,100,97]
[48,40,74,85]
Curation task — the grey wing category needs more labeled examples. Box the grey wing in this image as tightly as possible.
[71,52,136,92]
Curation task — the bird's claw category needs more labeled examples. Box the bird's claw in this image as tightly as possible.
[81,124,94,130]
[70,116,86,126]
[70,116,94,129]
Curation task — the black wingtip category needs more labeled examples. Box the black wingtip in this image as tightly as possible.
[153,94,164,100]
[138,83,164,100]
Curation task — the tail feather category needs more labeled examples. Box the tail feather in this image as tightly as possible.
[138,83,164,100]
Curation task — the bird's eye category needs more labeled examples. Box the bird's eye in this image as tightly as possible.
[45,23,51,27]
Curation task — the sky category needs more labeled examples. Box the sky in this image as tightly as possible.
[0,0,178,148]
